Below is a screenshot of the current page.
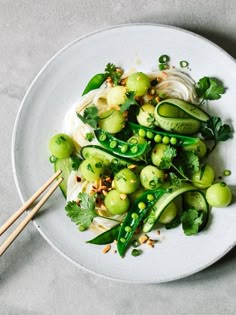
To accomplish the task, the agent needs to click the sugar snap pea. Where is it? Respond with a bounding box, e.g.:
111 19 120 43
94 129 149 158
128 122 200 146
82 73 107 96
87 224 120 245
117 189 167 257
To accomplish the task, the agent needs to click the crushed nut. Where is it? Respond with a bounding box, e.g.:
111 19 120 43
157 230 161 235
147 239 155 248
128 164 137 170
120 193 127 200
139 234 149 244
120 78 127 86
102 244 111 254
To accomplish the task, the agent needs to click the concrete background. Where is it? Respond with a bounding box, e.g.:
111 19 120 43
0 1 235 314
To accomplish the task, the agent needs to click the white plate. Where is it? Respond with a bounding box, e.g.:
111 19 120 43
12 24 236 283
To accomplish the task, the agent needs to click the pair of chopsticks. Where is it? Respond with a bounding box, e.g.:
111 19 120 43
0 170 63 256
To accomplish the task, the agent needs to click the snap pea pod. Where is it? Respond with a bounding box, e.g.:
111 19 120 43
82 73 107 96
87 224 120 245
117 189 167 257
128 122 200 146
94 129 149 158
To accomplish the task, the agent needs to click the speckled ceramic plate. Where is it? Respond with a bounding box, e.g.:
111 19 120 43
12 24 236 283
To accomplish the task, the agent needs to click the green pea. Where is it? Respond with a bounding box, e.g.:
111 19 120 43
99 134 107 141
138 129 146 138
131 145 138 154
125 226 132 233
131 213 139 220
162 136 170 144
121 144 129 153
120 237 126 243
170 137 177 145
154 134 162 143
110 140 117 148
147 194 154 201
146 131 154 139
138 202 146 210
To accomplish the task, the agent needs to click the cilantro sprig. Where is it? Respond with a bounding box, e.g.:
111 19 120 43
105 63 122 86
77 105 99 128
119 91 139 113
196 77 225 103
200 116 233 153
180 208 204 236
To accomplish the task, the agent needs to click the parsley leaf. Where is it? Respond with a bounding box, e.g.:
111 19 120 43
200 116 233 152
65 193 97 229
119 91 139 113
196 77 225 101
180 208 204 236
177 151 200 177
77 105 99 128
159 146 177 169
105 63 122 86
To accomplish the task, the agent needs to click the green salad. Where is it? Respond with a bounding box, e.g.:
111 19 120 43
48 58 233 257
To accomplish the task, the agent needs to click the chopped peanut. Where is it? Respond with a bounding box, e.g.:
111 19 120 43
102 244 111 254
139 234 149 244
147 239 155 248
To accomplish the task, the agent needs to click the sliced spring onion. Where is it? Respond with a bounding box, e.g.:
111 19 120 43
180 60 189 68
159 55 170 63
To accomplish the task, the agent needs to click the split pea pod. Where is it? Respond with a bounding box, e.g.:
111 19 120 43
87 224 120 245
94 129 149 158
128 122 200 146
117 189 167 257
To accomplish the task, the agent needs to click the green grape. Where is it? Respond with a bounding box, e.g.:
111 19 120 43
151 143 168 167
191 164 215 189
206 182 232 207
98 109 125 134
140 165 165 190
159 201 178 224
106 86 127 107
104 189 130 215
136 104 155 127
114 168 140 194
80 157 105 182
126 72 151 96
182 139 207 158
49 133 75 158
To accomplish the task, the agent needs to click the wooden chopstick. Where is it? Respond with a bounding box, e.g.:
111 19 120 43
0 171 63 257
0 169 62 236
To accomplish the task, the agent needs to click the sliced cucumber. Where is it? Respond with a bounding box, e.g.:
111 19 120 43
81 145 138 170
154 98 210 134
54 157 72 198
183 190 209 231
143 183 199 232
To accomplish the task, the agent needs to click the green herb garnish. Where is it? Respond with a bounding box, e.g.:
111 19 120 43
180 209 204 236
196 77 225 102
77 105 99 128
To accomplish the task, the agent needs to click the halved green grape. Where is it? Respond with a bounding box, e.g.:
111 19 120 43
151 143 168 167
49 133 75 158
136 104 155 127
126 72 151 97
182 139 207 158
158 201 178 224
206 182 232 207
104 189 130 215
98 109 125 134
80 157 105 182
191 164 215 189
107 86 127 107
114 168 140 194
140 165 165 190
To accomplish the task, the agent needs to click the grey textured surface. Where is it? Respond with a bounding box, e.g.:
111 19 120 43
0 1 236 314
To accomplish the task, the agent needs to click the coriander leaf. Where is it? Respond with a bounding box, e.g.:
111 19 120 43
159 146 177 169
168 172 184 187
104 63 122 86
201 116 232 142
71 155 82 171
65 193 97 229
180 208 204 236
85 132 94 142
178 151 200 176
77 105 99 128
196 77 225 101
119 91 139 113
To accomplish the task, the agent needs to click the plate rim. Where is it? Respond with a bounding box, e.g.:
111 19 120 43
11 23 236 283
